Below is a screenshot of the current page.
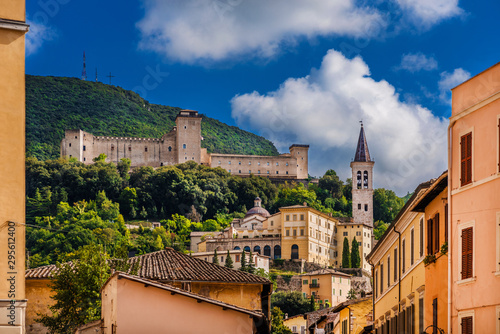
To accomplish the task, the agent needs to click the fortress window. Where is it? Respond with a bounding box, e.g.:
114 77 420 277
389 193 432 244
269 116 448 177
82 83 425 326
267 162 270 166
363 171 368 188
238 170 241 173
258 162 261 166
276 171 279 174
75 136 77 139
258 170 261 174
357 171 362 189
286 171 288 175
249 170 251 174
69 143 71 147
83 145 86 151
185 157 187 160
145 147 148 152
111 145 115 151
168 146 172 152
276 162 279 166
192 157 194 160
365 204 368 211
218 161 221 164
228 161 231 165
83 158 86 161
183 144 186 149
184 126 187 129
248 161 251 165
128 146 131 151
358 203 361 210
239 161 241 165
228 169 231 173
286 162 289 166
267 171 270 174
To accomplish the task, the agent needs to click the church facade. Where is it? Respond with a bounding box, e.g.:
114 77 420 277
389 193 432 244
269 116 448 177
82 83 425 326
194 124 375 271
61 109 309 180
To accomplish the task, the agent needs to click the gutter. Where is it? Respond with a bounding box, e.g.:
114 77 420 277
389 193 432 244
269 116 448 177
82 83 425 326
447 119 456 334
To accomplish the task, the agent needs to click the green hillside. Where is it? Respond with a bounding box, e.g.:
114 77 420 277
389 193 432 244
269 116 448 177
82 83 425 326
26 75 279 160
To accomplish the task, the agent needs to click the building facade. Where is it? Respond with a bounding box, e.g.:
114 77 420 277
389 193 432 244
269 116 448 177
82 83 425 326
449 62 500 334
190 250 270 272
367 180 431 334
61 109 310 180
0 2 29 333
300 269 352 308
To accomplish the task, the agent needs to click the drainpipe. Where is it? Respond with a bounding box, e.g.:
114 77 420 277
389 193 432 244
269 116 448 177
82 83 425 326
346 305 352 334
393 225 402 333
447 120 456 334
368 261 375 332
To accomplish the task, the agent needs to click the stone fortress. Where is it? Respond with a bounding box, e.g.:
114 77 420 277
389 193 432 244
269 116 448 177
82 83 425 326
61 109 309 180
193 124 375 272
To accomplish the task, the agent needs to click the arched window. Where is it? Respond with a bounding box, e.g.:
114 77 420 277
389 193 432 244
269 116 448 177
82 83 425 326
291 244 299 259
254 246 261 254
244 246 251 252
357 171 362 189
274 245 281 259
234 246 241 250
264 245 271 257
363 171 368 188
168 146 172 152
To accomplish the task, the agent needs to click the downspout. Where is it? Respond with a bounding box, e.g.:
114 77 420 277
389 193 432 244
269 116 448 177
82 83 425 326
368 261 375 332
394 225 402 333
346 305 352 334
447 120 456 334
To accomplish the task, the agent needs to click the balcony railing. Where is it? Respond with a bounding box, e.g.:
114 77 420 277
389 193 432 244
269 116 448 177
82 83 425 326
309 283 320 288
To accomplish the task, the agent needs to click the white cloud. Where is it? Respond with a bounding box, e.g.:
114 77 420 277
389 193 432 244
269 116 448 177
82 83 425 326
397 52 438 72
231 50 448 195
136 0 385 63
26 19 55 56
438 68 471 103
395 0 464 28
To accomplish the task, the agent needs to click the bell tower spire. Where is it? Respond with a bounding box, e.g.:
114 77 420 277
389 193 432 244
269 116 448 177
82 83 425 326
351 122 374 227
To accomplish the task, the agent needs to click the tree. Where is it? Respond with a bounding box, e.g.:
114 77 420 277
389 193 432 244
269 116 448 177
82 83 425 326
342 237 351 268
92 153 107 162
37 245 110 334
271 291 315 317
240 250 247 271
351 237 361 268
270 307 293 334
309 295 318 311
247 250 255 274
347 288 357 300
373 188 405 225
224 250 233 268
213 249 219 265
374 220 389 240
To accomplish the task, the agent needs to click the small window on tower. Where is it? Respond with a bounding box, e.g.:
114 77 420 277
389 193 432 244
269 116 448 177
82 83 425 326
83 145 86 151
363 171 368 188
168 146 172 152
358 203 361 210
111 145 115 151
183 144 186 149
69 143 71 147
357 171 362 189
145 147 148 152
128 146 131 151
365 204 368 211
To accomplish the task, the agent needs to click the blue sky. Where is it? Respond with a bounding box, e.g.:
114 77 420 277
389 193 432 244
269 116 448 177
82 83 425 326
26 0 499 195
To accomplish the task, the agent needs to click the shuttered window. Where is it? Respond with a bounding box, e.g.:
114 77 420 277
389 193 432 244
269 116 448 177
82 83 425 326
462 227 473 279
434 213 440 254
402 240 406 273
394 248 398 282
461 132 472 186
387 256 391 287
461 316 473 334
427 218 433 255
380 264 384 294
420 218 424 257
411 229 415 265
432 298 438 334
444 204 448 243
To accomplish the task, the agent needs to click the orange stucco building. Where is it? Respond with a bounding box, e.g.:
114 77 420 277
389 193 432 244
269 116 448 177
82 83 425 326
0 1 29 333
449 62 500 334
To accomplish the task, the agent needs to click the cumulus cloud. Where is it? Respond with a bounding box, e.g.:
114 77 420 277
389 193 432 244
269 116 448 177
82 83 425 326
438 68 471 103
26 19 55 56
136 0 385 63
397 52 438 72
395 0 464 28
231 50 448 195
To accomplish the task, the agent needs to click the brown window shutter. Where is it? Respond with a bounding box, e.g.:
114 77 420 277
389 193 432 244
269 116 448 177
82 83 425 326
498 118 500 172
462 227 473 279
427 219 433 255
466 132 472 184
432 298 438 334
461 135 466 185
434 213 440 253
394 248 398 282
444 204 448 243
461 316 473 334
461 133 472 186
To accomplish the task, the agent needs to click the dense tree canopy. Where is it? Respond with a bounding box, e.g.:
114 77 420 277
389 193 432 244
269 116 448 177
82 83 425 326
271 291 315 317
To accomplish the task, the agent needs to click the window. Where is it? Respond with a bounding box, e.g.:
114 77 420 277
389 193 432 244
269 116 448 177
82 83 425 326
83 145 86 151
236 255 240 262
419 297 424 334
358 203 361 210
276 162 279 166
168 146 172 152
293 229 297 236
267 162 270 166
258 170 261 174
411 228 415 265
239 161 241 165
182 144 187 149
218 160 221 165
365 204 368 211
228 161 231 165
380 264 384 294
427 214 440 255
238 170 241 174
286 162 289 166
69 143 71 147
461 132 472 186
363 170 368 188
303 279 309 285
270 221 273 226
402 239 406 273
300 229 304 236
387 256 391 287
267 171 270 174
258 162 261 166
461 227 473 280
445 204 449 244
286 215 290 221
293 215 297 221
356 231 361 236
228 169 231 173
292 326 297 333
394 248 398 282
83 158 86 161
249 170 251 174
420 218 424 257
286 229 290 236
375 270 378 298
248 161 251 165
276 171 279 174
460 315 473 334
357 171 362 189
111 145 115 151
343 231 348 236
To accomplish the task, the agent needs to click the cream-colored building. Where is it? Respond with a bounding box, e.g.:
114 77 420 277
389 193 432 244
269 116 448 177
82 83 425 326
284 314 308 334
367 179 431 334
300 269 352 308
0 2 29 333
61 109 310 180
331 297 373 334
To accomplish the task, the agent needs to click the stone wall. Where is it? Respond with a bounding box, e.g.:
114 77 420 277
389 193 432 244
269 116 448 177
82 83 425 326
275 275 302 292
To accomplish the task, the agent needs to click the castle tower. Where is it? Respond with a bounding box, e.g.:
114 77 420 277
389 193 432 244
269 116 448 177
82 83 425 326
350 123 374 227
289 144 309 179
175 110 202 164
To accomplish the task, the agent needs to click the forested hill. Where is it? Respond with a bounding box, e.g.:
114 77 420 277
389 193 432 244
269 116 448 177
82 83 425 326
25 75 279 160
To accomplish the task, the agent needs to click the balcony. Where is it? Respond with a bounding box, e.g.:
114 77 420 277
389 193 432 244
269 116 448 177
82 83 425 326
309 283 320 288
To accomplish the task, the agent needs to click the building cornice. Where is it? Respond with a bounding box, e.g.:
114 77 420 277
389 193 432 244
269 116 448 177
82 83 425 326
0 18 29 32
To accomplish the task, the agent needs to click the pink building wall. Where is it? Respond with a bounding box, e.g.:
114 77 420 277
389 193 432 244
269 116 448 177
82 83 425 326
449 62 500 334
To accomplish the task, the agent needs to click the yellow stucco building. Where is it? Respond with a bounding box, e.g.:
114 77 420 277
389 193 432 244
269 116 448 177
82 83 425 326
0 1 29 333
367 179 432 334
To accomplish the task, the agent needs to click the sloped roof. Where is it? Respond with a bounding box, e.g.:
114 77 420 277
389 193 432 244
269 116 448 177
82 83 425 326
300 268 352 278
354 124 371 162
26 248 271 285
128 247 271 284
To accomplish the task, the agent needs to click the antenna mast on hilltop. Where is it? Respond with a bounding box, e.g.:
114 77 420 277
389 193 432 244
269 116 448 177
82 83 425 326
95 68 98 82
81 51 87 80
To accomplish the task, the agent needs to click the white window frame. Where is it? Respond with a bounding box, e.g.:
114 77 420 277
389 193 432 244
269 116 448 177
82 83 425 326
458 310 475 334
458 220 476 284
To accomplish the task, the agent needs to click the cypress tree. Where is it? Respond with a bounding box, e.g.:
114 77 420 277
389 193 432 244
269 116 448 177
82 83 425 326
342 237 351 268
224 250 234 268
248 250 255 274
240 250 247 271
351 237 361 268
213 249 219 265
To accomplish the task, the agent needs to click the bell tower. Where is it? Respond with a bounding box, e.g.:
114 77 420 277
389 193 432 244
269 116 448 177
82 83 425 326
350 122 374 227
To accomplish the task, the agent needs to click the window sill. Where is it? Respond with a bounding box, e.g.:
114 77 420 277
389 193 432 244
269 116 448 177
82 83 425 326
494 271 500 277
457 277 476 285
